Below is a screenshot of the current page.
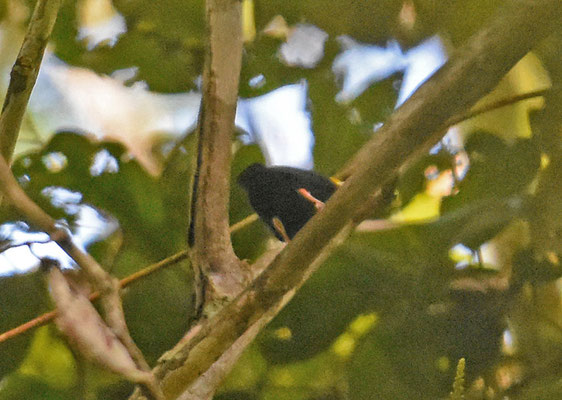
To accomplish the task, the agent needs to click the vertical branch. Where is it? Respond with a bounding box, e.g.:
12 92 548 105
0 0 62 162
191 0 249 315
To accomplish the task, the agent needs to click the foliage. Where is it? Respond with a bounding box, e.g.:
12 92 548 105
0 0 561 399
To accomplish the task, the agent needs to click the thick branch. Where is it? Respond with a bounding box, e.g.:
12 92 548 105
132 0 562 398
191 0 248 314
169 247 282 400
0 0 61 162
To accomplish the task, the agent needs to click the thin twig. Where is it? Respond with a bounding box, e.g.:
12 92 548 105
0 0 62 163
0 251 189 344
0 211 262 344
446 87 551 127
0 309 57 344
0 238 51 253
228 213 259 233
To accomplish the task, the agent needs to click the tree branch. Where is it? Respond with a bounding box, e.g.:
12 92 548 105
0 0 61 163
165 247 282 400
190 0 249 316
124 1 562 398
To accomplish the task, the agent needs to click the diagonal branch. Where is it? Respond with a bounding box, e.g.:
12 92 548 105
0 0 61 163
0 251 190 344
190 0 250 316
131 0 562 398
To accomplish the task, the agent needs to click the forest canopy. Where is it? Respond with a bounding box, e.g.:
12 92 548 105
0 1 561 399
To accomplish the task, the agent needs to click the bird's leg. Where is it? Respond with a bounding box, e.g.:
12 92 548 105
297 188 325 211
272 217 291 242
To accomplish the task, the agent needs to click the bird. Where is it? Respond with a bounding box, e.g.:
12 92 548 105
237 163 340 241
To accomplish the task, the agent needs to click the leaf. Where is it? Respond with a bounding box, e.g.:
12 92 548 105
122 260 194 365
48 267 150 383
0 374 73 400
349 292 505 400
260 227 448 364
51 0 205 92
398 152 454 206
0 270 49 378
441 132 541 225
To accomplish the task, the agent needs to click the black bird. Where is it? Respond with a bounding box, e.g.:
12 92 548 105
238 163 339 241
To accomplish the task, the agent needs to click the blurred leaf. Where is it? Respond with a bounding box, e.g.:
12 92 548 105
414 0 504 45
512 249 562 286
348 322 440 400
398 152 453 206
349 284 506 400
18 326 76 389
459 53 550 140
262 352 345 400
431 196 528 250
0 374 73 400
260 225 450 364
221 343 268 393
511 376 562 400
254 0 403 43
9 132 185 264
48 267 150 382
50 0 205 92
441 132 541 228
0 271 49 378
122 260 193 365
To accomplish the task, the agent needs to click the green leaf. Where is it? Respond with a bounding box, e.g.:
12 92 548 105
441 132 540 223
0 271 49 378
0 374 74 400
253 0 403 43
398 152 454 206
260 226 449 364
50 0 205 92
122 260 194 365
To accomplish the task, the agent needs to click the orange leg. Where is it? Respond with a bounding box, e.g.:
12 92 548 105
297 188 325 211
272 217 291 242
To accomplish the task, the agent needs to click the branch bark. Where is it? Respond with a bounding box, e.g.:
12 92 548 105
130 0 562 398
0 0 61 162
190 0 250 316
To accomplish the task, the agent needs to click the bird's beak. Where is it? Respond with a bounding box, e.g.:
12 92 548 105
330 177 344 187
